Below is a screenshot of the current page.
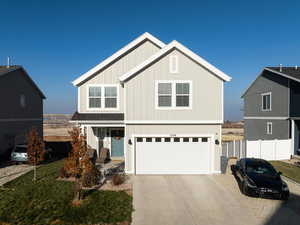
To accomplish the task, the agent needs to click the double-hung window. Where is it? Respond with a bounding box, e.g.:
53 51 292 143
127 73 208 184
156 81 191 109
88 85 118 109
262 92 271 111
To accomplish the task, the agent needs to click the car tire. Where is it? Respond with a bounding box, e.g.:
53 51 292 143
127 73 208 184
242 181 248 196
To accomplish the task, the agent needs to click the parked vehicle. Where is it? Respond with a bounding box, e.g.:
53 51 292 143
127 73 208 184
11 144 53 163
233 158 289 200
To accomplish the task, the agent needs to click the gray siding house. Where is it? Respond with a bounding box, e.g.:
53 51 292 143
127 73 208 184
71 33 231 174
0 66 45 157
242 67 300 154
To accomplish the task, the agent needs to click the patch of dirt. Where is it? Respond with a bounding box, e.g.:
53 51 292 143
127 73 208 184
99 175 132 192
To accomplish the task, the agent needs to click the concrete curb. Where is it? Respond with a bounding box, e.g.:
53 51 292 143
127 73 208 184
282 175 300 187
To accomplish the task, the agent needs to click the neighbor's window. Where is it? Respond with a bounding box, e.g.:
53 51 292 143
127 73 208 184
104 86 117 108
88 85 118 109
158 83 172 107
262 92 271 111
88 86 101 108
169 55 178 73
267 122 272 135
176 83 190 107
157 81 191 109
20 94 26 108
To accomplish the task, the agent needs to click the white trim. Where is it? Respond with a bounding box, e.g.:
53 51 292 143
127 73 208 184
244 116 288 120
72 32 165 86
265 68 300 84
0 118 42 122
267 122 273 135
155 80 192 110
221 82 224 122
124 120 223 124
78 86 81 113
261 92 272 111
120 40 231 82
86 84 119 111
169 55 178 73
212 171 221 174
132 133 215 175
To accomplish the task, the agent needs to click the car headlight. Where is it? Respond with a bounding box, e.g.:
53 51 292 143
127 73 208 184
282 181 289 191
246 177 257 188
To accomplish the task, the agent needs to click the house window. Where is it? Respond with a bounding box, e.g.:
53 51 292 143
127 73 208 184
88 85 118 109
176 83 190 107
156 81 192 109
88 86 101 108
20 94 26 108
169 55 178 73
262 92 271 111
104 86 117 108
267 122 272 135
158 83 172 107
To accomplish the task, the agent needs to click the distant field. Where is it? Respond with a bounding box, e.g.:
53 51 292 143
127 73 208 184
222 128 244 142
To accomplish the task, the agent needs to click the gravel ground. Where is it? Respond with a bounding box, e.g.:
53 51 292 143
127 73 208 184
0 163 33 186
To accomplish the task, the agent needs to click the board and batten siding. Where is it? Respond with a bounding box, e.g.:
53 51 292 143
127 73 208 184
125 124 222 173
125 49 223 121
78 40 161 113
243 70 289 117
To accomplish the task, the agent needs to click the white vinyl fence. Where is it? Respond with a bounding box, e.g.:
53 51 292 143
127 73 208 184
246 139 292 160
222 139 292 161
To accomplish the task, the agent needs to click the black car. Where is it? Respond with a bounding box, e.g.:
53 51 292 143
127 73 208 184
234 158 289 200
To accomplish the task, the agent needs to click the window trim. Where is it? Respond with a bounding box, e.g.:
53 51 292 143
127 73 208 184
261 92 272 111
155 80 192 110
169 55 178 73
87 84 119 111
267 122 272 135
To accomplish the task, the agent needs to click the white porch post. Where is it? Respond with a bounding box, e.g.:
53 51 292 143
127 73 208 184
292 120 295 155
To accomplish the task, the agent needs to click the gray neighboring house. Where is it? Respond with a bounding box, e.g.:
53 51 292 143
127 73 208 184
242 66 300 154
0 65 45 157
71 32 231 174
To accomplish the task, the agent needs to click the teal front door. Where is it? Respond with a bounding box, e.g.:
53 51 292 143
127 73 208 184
111 130 124 157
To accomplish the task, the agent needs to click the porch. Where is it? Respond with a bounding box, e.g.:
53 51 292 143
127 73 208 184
85 126 125 161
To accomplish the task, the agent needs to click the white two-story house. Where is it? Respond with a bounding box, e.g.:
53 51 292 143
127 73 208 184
71 33 231 174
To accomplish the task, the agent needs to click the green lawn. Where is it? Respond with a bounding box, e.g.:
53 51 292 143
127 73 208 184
270 161 300 183
0 160 133 225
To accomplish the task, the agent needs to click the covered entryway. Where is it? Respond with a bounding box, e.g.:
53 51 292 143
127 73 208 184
135 136 212 174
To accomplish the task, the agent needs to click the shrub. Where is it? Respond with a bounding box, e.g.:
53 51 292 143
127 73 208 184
82 166 102 187
112 174 125 186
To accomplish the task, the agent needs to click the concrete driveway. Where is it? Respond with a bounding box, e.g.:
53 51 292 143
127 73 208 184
132 175 300 225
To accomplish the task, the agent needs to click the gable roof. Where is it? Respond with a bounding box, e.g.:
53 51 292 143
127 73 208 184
241 67 300 98
119 40 232 82
72 32 166 86
0 65 46 99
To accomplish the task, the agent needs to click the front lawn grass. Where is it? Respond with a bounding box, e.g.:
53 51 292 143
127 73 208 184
270 161 300 184
0 160 133 225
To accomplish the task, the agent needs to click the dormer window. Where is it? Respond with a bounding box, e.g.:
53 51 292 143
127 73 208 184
262 92 271 111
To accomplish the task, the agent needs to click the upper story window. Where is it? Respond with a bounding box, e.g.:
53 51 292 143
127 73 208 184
262 92 271 111
169 55 178 73
267 122 272 134
20 94 26 108
156 80 192 109
88 85 118 110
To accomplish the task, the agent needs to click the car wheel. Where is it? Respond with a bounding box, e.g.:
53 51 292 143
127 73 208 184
281 193 289 201
242 181 248 196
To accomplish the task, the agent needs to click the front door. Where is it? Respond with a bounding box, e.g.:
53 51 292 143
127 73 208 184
111 129 124 157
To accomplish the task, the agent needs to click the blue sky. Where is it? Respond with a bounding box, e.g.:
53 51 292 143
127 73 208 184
1 0 300 121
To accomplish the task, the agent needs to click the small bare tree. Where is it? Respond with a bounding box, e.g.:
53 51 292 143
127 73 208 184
65 127 92 202
26 127 45 181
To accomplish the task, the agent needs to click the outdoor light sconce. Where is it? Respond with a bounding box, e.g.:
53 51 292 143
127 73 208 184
128 139 132 145
215 139 220 145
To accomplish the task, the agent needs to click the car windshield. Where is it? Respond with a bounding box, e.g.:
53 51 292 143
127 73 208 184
14 147 27 153
246 161 277 176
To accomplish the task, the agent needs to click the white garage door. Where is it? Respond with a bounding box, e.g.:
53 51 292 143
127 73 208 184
135 136 211 174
